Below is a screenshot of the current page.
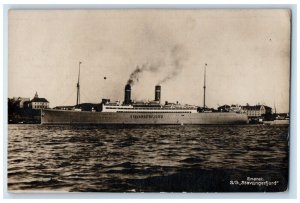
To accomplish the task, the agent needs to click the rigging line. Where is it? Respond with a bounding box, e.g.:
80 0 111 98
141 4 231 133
80 91 95 104
60 88 77 106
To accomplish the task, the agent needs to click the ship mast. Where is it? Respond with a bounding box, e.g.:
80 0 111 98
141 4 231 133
76 61 81 106
203 63 207 108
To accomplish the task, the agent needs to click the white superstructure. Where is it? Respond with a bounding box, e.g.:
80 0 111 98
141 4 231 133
102 104 198 113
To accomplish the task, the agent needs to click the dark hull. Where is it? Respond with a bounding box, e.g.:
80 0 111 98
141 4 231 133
41 109 249 125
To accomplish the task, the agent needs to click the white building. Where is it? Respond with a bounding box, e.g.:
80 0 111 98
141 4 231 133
241 105 272 118
29 92 49 109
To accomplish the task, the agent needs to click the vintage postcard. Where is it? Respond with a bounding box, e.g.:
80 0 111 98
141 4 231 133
8 9 290 192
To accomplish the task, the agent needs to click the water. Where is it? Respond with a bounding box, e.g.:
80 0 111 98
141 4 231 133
8 124 289 192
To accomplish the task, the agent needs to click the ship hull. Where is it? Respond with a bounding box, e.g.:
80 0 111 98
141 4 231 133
41 109 248 125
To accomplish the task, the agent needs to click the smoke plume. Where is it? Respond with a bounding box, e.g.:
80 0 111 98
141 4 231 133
157 45 187 85
127 63 161 85
126 44 188 86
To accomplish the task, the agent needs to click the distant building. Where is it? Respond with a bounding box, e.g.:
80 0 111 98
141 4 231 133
12 97 30 108
275 113 289 120
218 104 242 113
23 101 31 108
217 105 231 112
29 92 49 109
54 106 74 110
241 104 272 118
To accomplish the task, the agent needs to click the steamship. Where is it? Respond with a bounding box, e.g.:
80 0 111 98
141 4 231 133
41 63 248 125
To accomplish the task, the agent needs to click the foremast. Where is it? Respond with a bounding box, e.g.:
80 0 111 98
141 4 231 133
203 63 207 108
76 61 81 106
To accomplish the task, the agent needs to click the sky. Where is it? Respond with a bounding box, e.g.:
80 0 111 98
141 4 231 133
8 9 291 112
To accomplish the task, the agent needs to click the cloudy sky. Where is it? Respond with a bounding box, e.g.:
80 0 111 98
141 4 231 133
9 9 290 112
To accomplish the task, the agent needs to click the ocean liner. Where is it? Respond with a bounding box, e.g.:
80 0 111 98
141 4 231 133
41 63 248 125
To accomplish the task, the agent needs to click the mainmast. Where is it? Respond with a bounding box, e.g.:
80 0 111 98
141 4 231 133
76 61 81 106
203 63 207 108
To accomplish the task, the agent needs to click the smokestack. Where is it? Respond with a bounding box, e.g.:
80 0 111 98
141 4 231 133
155 85 161 103
124 84 131 105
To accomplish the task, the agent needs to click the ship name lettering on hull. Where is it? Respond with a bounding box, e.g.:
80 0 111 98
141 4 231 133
130 115 163 119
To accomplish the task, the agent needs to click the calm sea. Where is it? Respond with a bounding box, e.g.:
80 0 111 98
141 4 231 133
8 124 289 192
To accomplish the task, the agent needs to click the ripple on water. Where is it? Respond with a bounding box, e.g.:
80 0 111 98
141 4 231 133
8 124 289 192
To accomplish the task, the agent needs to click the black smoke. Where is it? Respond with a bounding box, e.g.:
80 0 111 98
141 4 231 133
127 63 161 85
126 44 188 86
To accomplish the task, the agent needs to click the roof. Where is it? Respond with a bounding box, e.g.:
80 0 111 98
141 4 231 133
31 98 49 103
218 105 230 108
242 105 272 111
13 97 30 101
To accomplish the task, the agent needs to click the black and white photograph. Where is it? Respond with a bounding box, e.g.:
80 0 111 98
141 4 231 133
7 9 290 192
